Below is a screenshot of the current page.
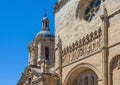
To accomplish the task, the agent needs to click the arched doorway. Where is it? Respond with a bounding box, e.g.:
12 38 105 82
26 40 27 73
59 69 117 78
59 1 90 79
110 55 120 85
64 64 99 85
72 70 98 85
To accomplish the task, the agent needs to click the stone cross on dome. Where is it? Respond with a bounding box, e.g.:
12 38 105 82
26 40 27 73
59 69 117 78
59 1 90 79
44 9 47 17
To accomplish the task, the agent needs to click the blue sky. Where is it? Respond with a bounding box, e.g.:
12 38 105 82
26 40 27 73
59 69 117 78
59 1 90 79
0 0 57 85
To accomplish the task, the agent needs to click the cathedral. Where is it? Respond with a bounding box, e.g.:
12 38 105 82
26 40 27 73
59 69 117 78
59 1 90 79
17 0 120 85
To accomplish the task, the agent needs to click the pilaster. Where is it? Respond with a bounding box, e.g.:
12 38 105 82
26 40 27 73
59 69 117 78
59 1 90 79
100 4 109 85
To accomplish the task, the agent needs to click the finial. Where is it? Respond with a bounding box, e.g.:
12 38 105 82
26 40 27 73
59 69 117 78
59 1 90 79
100 5 108 19
44 9 47 17
57 35 62 50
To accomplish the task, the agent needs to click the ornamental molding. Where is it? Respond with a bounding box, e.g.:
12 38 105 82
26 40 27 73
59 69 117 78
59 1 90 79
28 36 54 52
117 56 120 69
54 0 102 14
35 36 54 44
112 55 120 70
108 9 120 19
54 0 70 13
62 27 102 66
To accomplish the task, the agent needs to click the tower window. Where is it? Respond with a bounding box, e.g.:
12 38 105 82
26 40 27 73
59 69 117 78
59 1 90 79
45 47 49 61
45 21 48 28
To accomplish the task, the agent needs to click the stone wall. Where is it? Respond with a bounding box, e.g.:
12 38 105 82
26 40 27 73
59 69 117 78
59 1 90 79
55 0 120 85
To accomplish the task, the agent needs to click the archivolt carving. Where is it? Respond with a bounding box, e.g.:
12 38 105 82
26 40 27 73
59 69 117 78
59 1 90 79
62 28 102 65
111 55 120 70
110 55 120 85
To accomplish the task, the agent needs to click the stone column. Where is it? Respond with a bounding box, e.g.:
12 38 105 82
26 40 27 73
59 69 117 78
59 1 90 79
37 42 41 60
57 36 62 85
28 42 34 65
100 5 109 85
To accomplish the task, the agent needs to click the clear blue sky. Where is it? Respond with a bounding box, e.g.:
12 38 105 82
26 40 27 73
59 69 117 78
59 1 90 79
0 0 57 85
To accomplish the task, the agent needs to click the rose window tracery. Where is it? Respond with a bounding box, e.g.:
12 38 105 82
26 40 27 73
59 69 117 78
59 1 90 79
84 0 101 22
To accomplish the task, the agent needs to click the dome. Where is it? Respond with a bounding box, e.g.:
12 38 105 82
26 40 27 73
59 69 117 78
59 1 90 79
36 12 54 40
36 30 54 39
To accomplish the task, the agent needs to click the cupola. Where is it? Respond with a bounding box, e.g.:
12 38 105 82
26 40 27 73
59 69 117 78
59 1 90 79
36 9 54 40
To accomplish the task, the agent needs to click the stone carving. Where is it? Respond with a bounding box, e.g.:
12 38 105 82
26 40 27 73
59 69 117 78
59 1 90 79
111 55 120 70
75 0 86 19
57 36 62 51
62 28 102 65
117 56 120 69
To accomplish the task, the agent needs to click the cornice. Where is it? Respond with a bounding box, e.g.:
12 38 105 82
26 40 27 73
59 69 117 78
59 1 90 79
54 0 70 13
35 36 54 45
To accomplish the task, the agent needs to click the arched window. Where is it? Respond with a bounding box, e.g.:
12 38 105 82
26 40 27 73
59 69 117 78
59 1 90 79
45 47 49 61
84 0 101 22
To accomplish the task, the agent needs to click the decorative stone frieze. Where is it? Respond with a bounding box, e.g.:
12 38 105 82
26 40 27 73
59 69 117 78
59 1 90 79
62 28 102 66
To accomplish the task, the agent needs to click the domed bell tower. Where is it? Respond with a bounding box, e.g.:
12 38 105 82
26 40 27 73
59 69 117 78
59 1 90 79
28 10 55 69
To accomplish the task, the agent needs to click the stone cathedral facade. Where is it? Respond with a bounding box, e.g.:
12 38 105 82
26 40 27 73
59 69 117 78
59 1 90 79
54 0 120 85
17 0 120 85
